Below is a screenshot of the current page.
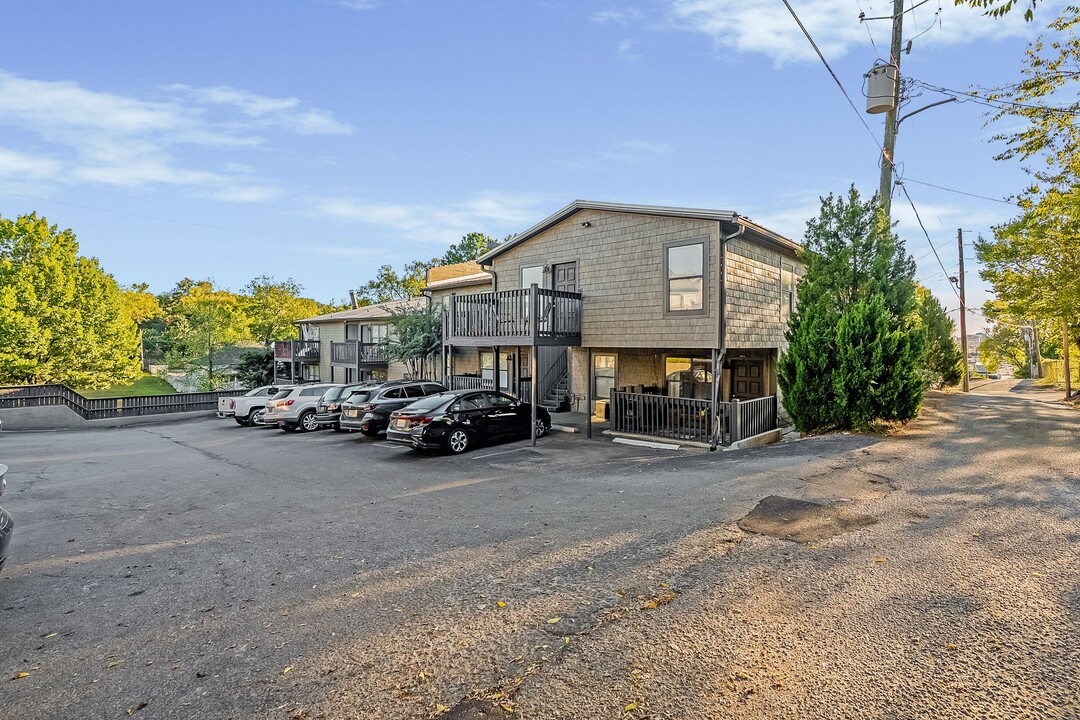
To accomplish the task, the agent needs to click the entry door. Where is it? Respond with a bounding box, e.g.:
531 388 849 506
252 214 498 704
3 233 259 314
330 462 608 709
731 360 764 399
552 262 577 293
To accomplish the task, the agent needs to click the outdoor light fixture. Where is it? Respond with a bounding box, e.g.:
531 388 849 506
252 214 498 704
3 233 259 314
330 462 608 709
581 221 591 227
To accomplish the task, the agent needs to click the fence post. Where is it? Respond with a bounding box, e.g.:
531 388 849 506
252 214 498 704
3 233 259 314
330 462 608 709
731 398 742 443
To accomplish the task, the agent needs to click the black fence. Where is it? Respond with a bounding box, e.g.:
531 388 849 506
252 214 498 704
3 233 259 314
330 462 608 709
0 384 235 421
610 391 778 445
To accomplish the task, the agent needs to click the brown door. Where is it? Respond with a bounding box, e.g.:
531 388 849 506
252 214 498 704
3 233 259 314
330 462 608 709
731 360 764 399
552 262 577 293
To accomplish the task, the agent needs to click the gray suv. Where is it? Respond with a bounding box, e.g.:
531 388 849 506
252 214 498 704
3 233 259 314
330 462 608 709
339 380 447 436
262 383 341 432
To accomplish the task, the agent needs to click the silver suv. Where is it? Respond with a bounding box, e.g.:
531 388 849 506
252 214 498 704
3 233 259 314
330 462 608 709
262 384 341 432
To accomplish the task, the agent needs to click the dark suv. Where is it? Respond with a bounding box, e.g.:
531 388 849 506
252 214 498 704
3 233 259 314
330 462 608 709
339 380 447 436
314 382 376 430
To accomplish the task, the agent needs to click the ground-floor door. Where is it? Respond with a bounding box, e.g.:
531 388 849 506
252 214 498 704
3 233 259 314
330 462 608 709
730 360 765 400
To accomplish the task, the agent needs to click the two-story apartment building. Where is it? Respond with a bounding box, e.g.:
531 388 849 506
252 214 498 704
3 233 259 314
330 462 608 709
273 298 424 385
440 200 802 446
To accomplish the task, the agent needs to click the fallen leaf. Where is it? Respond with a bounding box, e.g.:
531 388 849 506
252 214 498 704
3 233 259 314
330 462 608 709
946 643 958 650
1032 572 1045 577
624 701 638 712
564 637 570 645
660 582 669 588
107 660 125 669
809 545 818 550
43 632 57 639
435 704 450 713
874 557 887 564
971 533 982 537
497 601 506 608
547 617 561 624
11 672 30 680
283 666 293 675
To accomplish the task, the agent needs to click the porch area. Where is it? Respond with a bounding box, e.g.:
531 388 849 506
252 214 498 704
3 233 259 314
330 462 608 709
608 391 777 446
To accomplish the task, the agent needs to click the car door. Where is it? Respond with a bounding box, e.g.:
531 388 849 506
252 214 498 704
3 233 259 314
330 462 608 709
481 392 527 438
453 393 492 439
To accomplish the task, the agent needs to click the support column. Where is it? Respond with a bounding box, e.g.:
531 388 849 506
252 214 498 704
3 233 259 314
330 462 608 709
586 347 593 439
493 345 501 393
1064 319 1073 400
710 348 720 451
529 284 539 447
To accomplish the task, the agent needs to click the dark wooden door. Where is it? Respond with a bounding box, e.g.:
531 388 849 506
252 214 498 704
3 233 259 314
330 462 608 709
731 361 764 399
552 262 577 293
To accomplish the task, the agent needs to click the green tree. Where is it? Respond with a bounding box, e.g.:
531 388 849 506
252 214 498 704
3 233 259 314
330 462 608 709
0 212 141 388
915 285 964 387
778 187 926 431
978 323 1030 375
235 348 273 388
356 232 498 303
441 232 498 264
382 303 442 380
168 280 247 388
242 275 323 347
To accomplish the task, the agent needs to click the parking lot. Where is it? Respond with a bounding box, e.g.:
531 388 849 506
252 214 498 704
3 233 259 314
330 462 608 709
3 385 1079 719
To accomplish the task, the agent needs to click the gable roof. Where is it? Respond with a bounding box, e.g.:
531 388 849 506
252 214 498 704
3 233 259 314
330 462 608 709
477 200 799 263
294 297 424 324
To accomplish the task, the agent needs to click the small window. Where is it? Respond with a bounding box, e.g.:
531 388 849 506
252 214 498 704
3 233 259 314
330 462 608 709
301 387 325 397
422 383 446 395
521 265 544 289
781 262 796 324
665 239 706 313
404 385 425 398
451 397 483 412
381 387 404 399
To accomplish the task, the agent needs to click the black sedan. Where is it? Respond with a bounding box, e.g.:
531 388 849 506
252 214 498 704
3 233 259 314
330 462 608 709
386 390 551 454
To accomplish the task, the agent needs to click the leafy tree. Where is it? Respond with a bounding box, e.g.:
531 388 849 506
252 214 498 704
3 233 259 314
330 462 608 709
119 283 163 327
960 0 1039 21
778 187 926 431
382 303 442 380
242 275 323 347
915 285 964 387
235 348 273 388
0 212 141 388
356 232 498 303
168 280 247 388
979 323 1030 375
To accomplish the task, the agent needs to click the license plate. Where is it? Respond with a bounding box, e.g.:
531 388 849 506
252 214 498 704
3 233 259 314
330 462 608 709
345 409 357 417
392 418 408 429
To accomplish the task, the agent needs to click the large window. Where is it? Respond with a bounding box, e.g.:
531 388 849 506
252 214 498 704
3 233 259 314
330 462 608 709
521 265 544 290
665 239 707 313
480 351 509 390
594 354 616 400
665 357 713 399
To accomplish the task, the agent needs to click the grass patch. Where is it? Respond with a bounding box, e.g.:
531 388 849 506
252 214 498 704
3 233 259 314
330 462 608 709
79 374 178 399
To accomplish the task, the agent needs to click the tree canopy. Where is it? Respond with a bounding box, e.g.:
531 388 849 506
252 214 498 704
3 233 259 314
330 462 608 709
0 213 141 388
915 285 964 388
356 232 499 303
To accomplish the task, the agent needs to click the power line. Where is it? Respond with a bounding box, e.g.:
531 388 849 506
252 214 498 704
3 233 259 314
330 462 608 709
896 179 962 300
910 78 1080 116
901 177 1017 205
0 189 319 244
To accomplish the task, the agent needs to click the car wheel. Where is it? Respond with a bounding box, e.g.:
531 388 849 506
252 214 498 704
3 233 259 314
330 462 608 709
360 428 380 437
298 411 319 432
534 418 548 438
234 417 248 426
250 408 266 426
446 428 471 454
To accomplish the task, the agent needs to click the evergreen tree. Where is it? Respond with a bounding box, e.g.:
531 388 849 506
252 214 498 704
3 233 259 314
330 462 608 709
778 187 926 431
915 286 964 388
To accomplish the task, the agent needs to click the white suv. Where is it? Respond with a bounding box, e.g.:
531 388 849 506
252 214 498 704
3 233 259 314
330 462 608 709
262 384 341 432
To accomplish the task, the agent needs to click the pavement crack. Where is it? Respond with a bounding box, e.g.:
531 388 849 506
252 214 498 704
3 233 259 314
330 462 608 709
139 428 264 473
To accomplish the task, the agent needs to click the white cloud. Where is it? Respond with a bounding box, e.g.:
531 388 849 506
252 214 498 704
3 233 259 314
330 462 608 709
591 8 647 24
556 138 672 170
617 39 643 62
668 0 1038 65
314 191 550 245
337 0 378 9
0 69 349 202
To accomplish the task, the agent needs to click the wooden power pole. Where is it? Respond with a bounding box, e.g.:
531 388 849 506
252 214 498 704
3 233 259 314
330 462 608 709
877 0 906 220
958 228 969 392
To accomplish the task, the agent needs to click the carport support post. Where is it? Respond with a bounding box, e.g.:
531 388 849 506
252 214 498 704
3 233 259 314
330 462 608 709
586 347 593 439
530 283 539 447
710 348 720 451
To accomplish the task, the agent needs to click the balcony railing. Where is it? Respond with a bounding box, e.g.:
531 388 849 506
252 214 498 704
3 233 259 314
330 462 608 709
451 375 495 391
273 340 321 363
609 391 778 446
330 341 388 366
446 287 582 344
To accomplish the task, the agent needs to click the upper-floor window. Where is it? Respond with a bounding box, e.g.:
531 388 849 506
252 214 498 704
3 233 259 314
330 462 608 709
664 239 707 313
781 262 797 325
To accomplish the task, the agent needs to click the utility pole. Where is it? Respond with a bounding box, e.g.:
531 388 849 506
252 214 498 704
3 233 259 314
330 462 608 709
877 0 905 221
958 228 969 392
1063 320 1072 400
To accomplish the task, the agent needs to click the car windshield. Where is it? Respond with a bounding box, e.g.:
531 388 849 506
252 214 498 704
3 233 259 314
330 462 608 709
401 394 449 413
343 390 372 405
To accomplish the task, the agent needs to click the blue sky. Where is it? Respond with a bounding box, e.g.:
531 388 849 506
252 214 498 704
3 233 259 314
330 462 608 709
0 0 1054 328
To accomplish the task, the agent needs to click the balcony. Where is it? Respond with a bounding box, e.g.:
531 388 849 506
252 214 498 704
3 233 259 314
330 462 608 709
445 288 582 347
273 340 320 363
330 341 389 367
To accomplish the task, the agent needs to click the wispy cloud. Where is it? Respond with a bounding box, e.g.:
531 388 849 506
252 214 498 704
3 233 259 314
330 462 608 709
556 138 672 170
313 191 550 247
591 8 647 25
337 0 379 9
668 0 1037 65
617 39 643 62
0 70 350 201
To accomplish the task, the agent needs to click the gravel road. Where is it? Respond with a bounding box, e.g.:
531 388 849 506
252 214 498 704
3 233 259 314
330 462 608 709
1 379 1076 719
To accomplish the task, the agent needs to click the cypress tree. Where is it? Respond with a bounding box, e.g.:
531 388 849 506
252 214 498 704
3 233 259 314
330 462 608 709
778 186 926 431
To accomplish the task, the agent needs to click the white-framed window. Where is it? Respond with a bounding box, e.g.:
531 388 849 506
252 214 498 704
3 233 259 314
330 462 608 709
664 239 707 313
594 354 616 400
781 262 796 325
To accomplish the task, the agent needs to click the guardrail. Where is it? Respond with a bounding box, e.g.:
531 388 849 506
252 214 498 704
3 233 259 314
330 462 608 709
451 376 495 391
0 384 235 420
446 287 582 342
609 391 778 445
330 341 388 366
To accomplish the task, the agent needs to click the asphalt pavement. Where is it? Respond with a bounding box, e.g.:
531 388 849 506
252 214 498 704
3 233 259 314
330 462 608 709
1 379 1077 719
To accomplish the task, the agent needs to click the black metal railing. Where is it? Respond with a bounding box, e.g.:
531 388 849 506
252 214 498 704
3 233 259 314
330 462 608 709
273 340 321 362
447 287 582 341
330 341 388 366
537 346 568 403
609 391 778 445
0 384 235 421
